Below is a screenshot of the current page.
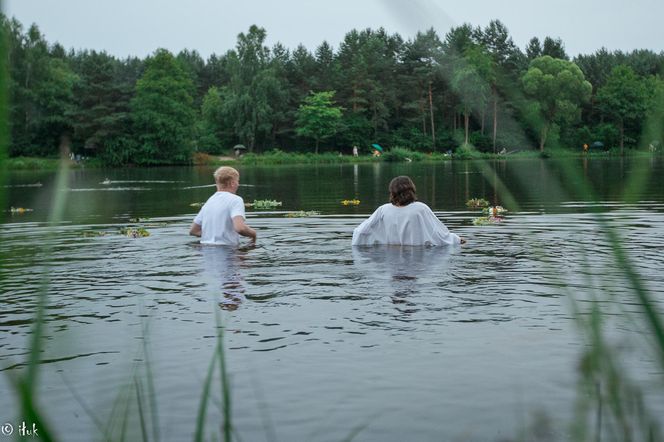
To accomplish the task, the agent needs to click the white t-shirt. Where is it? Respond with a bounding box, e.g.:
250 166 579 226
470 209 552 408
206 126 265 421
193 191 246 245
351 201 461 246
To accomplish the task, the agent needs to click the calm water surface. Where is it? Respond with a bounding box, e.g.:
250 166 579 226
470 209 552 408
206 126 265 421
1 158 664 441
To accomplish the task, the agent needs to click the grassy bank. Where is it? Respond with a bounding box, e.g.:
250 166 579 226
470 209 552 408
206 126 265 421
3 156 103 170
4 147 662 170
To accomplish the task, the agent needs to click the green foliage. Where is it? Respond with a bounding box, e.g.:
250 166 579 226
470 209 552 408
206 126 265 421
238 149 373 165
596 65 649 151
522 56 592 151
130 49 196 164
451 47 491 145
382 147 425 162
295 90 343 153
2 13 664 163
70 50 134 160
454 143 484 159
219 25 288 152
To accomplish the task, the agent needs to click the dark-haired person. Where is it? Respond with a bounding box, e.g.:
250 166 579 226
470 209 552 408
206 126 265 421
351 176 464 246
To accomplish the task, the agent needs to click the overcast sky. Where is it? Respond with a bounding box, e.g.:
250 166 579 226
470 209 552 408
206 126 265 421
4 0 664 59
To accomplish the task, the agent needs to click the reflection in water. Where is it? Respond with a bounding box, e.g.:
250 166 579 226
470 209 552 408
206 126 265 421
352 246 453 313
200 245 251 311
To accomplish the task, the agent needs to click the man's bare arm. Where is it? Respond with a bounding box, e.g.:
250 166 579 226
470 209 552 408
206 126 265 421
233 216 256 242
189 222 202 237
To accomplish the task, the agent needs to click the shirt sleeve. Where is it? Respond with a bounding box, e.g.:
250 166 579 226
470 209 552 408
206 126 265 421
193 206 205 225
352 205 384 245
230 196 246 219
424 205 461 245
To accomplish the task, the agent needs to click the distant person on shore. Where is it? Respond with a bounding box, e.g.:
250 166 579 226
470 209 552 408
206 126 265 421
352 176 465 246
190 166 256 245
353 145 359 157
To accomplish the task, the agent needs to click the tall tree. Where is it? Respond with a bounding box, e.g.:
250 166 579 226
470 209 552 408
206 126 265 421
401 29 444 150
220 25 283 152
71 51 131 158
451 47 490 146
476 20 525 151
295 91 343 153
542 37 568 60
131 49 195 164
596 65 649 152
526 37 542 61
522 56 592 151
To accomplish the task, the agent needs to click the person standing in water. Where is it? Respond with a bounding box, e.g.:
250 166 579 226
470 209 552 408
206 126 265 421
352 176 464 246
190 166 256 245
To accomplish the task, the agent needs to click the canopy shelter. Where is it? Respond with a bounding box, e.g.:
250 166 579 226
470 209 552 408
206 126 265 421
233 144 247 157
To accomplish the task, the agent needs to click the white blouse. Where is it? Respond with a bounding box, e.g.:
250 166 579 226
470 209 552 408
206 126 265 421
351 201 461 246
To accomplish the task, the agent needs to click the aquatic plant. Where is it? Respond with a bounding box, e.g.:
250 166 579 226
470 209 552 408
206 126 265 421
482 206 507 216
119 227 150 238
285 210 320 217
341 199 361 206
9 207 33 214
82 231 108 237
466 198 489 208
249 199 282 209
472 216 503 226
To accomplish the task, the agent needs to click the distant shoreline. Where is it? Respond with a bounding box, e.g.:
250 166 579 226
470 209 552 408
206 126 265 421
3 149 661 170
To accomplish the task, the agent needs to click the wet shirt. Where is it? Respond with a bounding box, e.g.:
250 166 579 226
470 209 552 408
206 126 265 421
351 202 461 246
193 191 245 245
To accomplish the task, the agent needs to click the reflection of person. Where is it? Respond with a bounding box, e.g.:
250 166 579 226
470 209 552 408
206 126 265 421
190 166 256 245
352 176 465 246
200 245 247 310
352 246 453 312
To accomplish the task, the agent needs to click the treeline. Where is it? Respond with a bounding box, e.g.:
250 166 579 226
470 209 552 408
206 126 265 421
2 14 663 165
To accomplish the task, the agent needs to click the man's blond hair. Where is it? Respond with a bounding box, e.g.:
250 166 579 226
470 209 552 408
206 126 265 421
213 166 239 187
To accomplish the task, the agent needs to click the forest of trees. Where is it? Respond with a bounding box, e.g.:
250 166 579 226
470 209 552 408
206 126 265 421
2 14 663 165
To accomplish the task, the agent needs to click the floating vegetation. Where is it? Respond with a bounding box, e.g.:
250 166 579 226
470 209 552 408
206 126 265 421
466 198 489 208
2 182 42 188
129 217 149 223
250 199 282 209
286 210 320 218
482 206 508 216
9 207 34 214
472 216 503 226
82 231 108 237
119 227 150 238
341 199 361 206
189 202 204 208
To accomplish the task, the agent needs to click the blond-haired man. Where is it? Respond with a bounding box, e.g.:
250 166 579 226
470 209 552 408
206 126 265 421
190 166 256 245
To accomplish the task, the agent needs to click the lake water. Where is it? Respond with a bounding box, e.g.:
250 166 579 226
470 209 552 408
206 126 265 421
1 158 664 441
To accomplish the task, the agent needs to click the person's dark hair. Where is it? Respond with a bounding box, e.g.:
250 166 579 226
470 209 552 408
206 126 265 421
389 176 417 206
